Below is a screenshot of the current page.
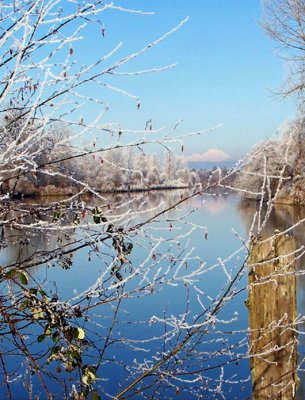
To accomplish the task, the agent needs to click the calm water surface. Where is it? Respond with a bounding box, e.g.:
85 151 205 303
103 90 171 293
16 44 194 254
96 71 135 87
1 192 305 399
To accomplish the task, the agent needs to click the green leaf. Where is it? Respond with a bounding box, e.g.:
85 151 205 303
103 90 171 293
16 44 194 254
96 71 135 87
73 215 80 225
76 327 85 340
44 326 52 336
93 215 101 224
82 366 97 386
52 331 60 343
69 350 82 362
19 300 29 311
53 210 62 221
87 370 96 381
37 334 46 343
63 361 76 372
19 272 28 285
30 307 44 319
6 269 16 278
106 224 114 233
91 392 101 400
125 243 133 255
82 387 89 398
50 346 60 355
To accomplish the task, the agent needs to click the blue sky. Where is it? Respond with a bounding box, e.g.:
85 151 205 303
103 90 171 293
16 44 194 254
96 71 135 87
72 0 296 162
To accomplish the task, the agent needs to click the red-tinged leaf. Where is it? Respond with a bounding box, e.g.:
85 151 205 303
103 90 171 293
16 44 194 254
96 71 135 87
52 30 58 34
150 286 154 294
118 130 122 136
175 388 180 395
152 253 156 261
63 71 67 78
100 159 103 164
81 210 86 219
33 84 37 91
102 27 105 37
69 47 73 55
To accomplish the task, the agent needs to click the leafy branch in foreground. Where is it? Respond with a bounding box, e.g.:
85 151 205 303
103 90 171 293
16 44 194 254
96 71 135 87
1 1 302 400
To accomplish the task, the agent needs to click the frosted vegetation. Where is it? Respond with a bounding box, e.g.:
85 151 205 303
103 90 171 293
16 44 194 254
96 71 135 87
236 117 305 204
0 109 230 196
0 119 199 195
0 1 305 400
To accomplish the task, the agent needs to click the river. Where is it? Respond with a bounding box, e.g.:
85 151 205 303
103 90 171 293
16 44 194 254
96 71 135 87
0 191 304 399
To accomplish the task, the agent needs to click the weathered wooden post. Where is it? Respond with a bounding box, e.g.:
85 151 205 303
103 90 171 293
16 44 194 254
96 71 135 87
248 234 299 399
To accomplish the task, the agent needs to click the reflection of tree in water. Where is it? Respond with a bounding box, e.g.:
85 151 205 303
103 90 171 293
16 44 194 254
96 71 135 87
238 198 305 236
2 226 72 267
0 207 77 271
0 191 188 272
0 190 206 397
238 199 305 399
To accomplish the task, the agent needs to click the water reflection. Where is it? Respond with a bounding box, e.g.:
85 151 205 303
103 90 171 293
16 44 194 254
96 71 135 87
1 192 305 398
0 207 77 272
0 190 191 269
238 198 305 239
0 192 250 399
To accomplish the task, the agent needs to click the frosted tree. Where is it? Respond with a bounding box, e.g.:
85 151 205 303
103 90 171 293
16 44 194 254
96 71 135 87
262 0 305 105
236 117 305 204
0 1 300 400
0 2 225 399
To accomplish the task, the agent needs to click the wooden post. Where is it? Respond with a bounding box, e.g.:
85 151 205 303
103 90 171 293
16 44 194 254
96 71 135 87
248 235 299 399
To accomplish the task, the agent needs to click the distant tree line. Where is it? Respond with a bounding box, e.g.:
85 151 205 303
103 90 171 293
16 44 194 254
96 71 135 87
0 115 199 196
76 148 200 192
1 112 237 196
